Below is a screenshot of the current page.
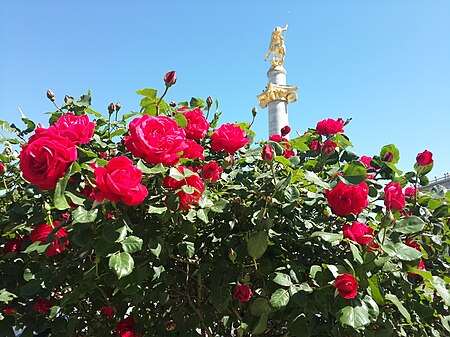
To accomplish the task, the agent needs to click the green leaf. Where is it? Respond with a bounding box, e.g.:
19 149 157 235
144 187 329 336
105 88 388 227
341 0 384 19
368 275 385 305
393 216 425 234
382 243 422 261
196 209 209 223
190 97 205 108
385 294 411 322
269 288 290 309
303 171 330 189
290 137 310 151
136 88 157 99
310 231 343 243
349 242 364 264
430 276 450 306
250 298 271 316
0 289 17 304
53 175 70 210
211 199 229 213
180 241 195 258
72 207 98 225
247 231 268 259
174 113 188 127
109 252 134 279
148 205 167 214
252 313 268 335
23 241 50 254
272 272 293 287
337 305 371 330
289 314 310 337
275 155 291 168
168 167 185 181
120 236 143 254
433 204 449 218
342 161 367 185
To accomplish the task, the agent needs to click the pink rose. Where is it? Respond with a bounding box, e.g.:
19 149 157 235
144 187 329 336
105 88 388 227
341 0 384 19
321 139 337 155
163 167 205 210
325 181 369 215
125 115 187 166
334 274 358 299
182 108 210 140
202 161 222 183
360 156 374 170
416 150 433 166
181 139 205 160
53 113 95 145
94 156 148 206
30 222 68 257
262 144 274 162
19 128 77 190
210 123 250 153
405 187 418 198
233 284 252 302
343 222 374 245
384 182 406 211
316 118 344 135
34 298 52 315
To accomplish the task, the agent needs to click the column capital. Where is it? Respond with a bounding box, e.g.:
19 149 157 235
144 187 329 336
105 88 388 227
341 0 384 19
257 83 298 109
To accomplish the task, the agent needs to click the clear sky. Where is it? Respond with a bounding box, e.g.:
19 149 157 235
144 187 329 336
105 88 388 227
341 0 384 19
1 1 449 179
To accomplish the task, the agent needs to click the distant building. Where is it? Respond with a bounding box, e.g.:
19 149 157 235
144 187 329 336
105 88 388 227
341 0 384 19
422 173 450 190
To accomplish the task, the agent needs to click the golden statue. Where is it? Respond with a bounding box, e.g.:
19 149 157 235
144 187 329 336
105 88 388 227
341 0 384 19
265 25 288 67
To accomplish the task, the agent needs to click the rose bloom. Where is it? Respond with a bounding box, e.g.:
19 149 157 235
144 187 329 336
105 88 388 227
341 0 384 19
202 161 222 183
182 108 210 140
343 222 374 245
405 187 418 198
2 236 24 254
269 134 288 143
281 125 291 137
34 298 52 315
30 222 69 257
321 139 337 155
233 284 253 302
163 167 205 210
309 140 320 152
325 181 369 215
360 156 374 170
94 156 148 206
210 123 250 153
125 115 187 166
283 148 295 159
384 182 406 211
53 113 95 145
19 128 77 190
262 144 274 162
316 118 344 135
0 161 6 175
334 274 358 299
416 150 433 166
116 316 140 337
100 305 115 318
181 139 205 160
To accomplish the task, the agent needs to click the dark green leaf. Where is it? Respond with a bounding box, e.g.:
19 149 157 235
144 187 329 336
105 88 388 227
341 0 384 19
72 207 98 225
342 161 367 185
250 298 271 316
247 231 268 259
385 294 411 322
252 313 268 335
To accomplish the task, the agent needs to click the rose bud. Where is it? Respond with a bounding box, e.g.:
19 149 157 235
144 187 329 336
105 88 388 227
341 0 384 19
166 320 176 331
169 101 177 108
107 102 116 115
251 106 258 118
416 150 433 166
262 144 274 162
233 284 253 302
116 101 121 112
0 162 6 175
206 96 213 108
281 125 291 137
309 140 320 152
47 89 55 101
383 152 394 162
164 71 177 87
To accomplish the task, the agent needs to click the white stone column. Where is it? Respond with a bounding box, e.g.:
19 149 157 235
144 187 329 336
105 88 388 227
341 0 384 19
267 66 289 139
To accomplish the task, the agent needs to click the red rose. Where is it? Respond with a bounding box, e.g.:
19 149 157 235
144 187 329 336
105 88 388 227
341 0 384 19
405 187 418 198
326 181 369 215
334 274 358 299
2 236 24 254
309 140 320 152
262 144 274 162
269 134 287 142
281 125 291 137
360 156 374 170
19 128 77 190
0 162 6 175
405 238 421 251
53 113 95 145
321 139 337 155
34 298 52 315
181 140 205 160
100 306 115 318
233 284 252 302
316 118 344 135
343 222 374 245
210 123 250 153
116 316 137 336
94 156 148 206
125 115 187 166
163 167 205 210
384 182 406 211
164 70 177 87
416 150 433 166
283 148 295 159
29 222 69 257
2 307 17 315
202 161 222 183
182 108 210 140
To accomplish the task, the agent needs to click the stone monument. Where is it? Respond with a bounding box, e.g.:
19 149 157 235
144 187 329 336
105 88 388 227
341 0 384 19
257 25 298 139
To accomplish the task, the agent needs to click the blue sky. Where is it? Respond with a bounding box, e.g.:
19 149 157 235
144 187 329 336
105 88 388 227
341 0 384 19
1 1 449 179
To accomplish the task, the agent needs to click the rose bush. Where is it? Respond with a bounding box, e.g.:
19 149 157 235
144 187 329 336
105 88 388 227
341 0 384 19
0 74 449 337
